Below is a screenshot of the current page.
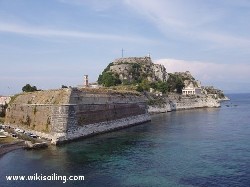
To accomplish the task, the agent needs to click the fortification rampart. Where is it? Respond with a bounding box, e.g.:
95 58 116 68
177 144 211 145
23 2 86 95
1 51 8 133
5 88 150 144
113 56 152 65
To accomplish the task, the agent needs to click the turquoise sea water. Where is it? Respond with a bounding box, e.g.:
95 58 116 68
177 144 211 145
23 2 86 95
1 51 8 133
0 93 250 187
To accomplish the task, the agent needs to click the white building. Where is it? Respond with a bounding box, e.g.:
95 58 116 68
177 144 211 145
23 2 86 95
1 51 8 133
182 82 202 95
89 82 101 89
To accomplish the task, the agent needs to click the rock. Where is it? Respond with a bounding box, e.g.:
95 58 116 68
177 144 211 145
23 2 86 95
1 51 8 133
25 141 33 148
148 94 221 113
25 141 48 149
108 56 168 83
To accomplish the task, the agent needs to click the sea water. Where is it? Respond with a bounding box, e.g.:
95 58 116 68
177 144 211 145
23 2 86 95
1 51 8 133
0 93 250 187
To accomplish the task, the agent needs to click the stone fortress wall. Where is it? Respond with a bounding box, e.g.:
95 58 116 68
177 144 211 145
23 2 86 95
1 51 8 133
148 94 220 113
113 56 152 65
5 88 150 144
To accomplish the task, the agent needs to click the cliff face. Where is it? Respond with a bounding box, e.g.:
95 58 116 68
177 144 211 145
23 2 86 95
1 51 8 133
5 88 150 144
148 94 220 113
108 57 168 83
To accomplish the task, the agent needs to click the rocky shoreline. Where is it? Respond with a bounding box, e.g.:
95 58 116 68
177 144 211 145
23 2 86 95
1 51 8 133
0 141 49 158
0 141 25 157
147 94 222 114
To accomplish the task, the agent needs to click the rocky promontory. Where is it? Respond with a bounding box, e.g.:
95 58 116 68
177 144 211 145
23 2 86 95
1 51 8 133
147 93 220 113
98 56 228 113
3 56 228 145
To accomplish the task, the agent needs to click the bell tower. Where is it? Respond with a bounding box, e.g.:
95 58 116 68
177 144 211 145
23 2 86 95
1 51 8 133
83 75 89 87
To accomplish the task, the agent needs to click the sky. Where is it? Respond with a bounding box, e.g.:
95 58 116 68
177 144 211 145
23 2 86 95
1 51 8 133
0 0 250 95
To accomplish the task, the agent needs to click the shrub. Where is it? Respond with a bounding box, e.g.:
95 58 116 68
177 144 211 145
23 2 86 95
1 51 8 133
22 84 38 92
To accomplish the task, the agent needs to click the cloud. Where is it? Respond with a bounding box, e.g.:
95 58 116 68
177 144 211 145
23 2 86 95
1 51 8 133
0 22 152 43
124 0 223 31
124 0 250 49
195 32 250 49
155 58 250 92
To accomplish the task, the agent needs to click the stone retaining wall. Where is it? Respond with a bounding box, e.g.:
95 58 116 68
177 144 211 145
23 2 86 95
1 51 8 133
148 95 220 113
54 113 150 144
5 88 150 144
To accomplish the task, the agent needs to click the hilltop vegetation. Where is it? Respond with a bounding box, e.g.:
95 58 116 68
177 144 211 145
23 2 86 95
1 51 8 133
22 84 38 92
98 57 186 94
98 71 121 87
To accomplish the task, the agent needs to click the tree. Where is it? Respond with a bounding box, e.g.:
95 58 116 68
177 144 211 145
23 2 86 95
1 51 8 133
149 82 157 90
175 78 185 94
167 74 184 94
157 82 168 94
22 84 38 92
136 79 150 92
98 72 121 87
